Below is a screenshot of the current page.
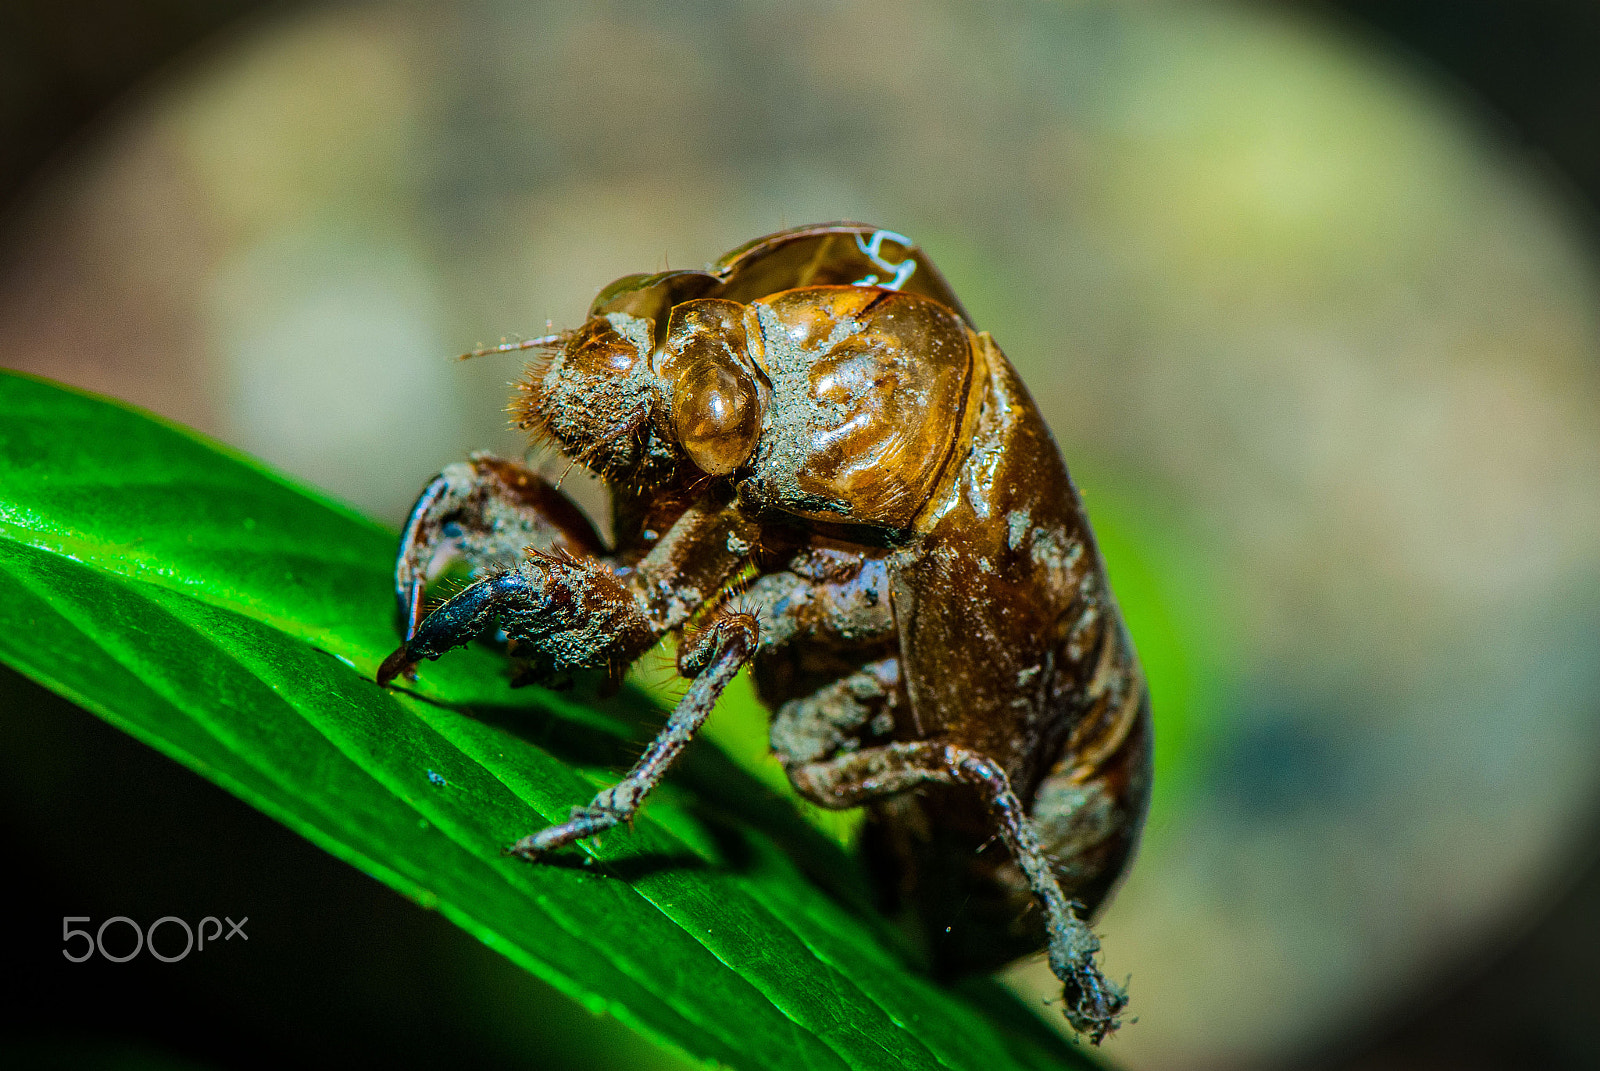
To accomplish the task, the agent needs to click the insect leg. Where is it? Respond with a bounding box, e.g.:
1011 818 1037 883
381 487 759 687
789 741 1126 1044
507 612 759 857
377 550 652 686
767 657 902 767
394 454 606 640
944 751 1127 1044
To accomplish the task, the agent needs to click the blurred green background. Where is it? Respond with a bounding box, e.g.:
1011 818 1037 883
3 2 1600 1069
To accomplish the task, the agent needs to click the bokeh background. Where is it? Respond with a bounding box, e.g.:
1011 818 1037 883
3 2 1600 1069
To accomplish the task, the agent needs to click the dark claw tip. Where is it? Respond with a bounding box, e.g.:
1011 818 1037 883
376 646 416 687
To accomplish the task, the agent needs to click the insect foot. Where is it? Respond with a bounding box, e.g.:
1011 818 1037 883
508 611 759 860
1048 918 1128 1044
507 801 630 859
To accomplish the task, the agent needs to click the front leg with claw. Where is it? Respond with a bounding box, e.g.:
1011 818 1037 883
392 455 608 642
380 481 759 689
377 549 653 687
377 480 764 868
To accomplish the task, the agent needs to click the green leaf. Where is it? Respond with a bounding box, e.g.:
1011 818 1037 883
0 371 1095 1071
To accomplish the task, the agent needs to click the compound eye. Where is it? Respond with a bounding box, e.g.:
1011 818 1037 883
672 355 762 475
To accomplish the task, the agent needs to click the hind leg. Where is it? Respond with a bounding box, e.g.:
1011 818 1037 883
767 657 902 766
785 741 1127 1044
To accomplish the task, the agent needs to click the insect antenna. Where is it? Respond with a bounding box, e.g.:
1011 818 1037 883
458 330 566 361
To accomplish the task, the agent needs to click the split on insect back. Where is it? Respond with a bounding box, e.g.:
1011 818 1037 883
376 223 1153 1044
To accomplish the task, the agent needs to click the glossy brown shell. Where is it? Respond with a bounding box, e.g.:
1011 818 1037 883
573 224 1150 972
885 331 1151 969
589 222 973 343
739 286 973 528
